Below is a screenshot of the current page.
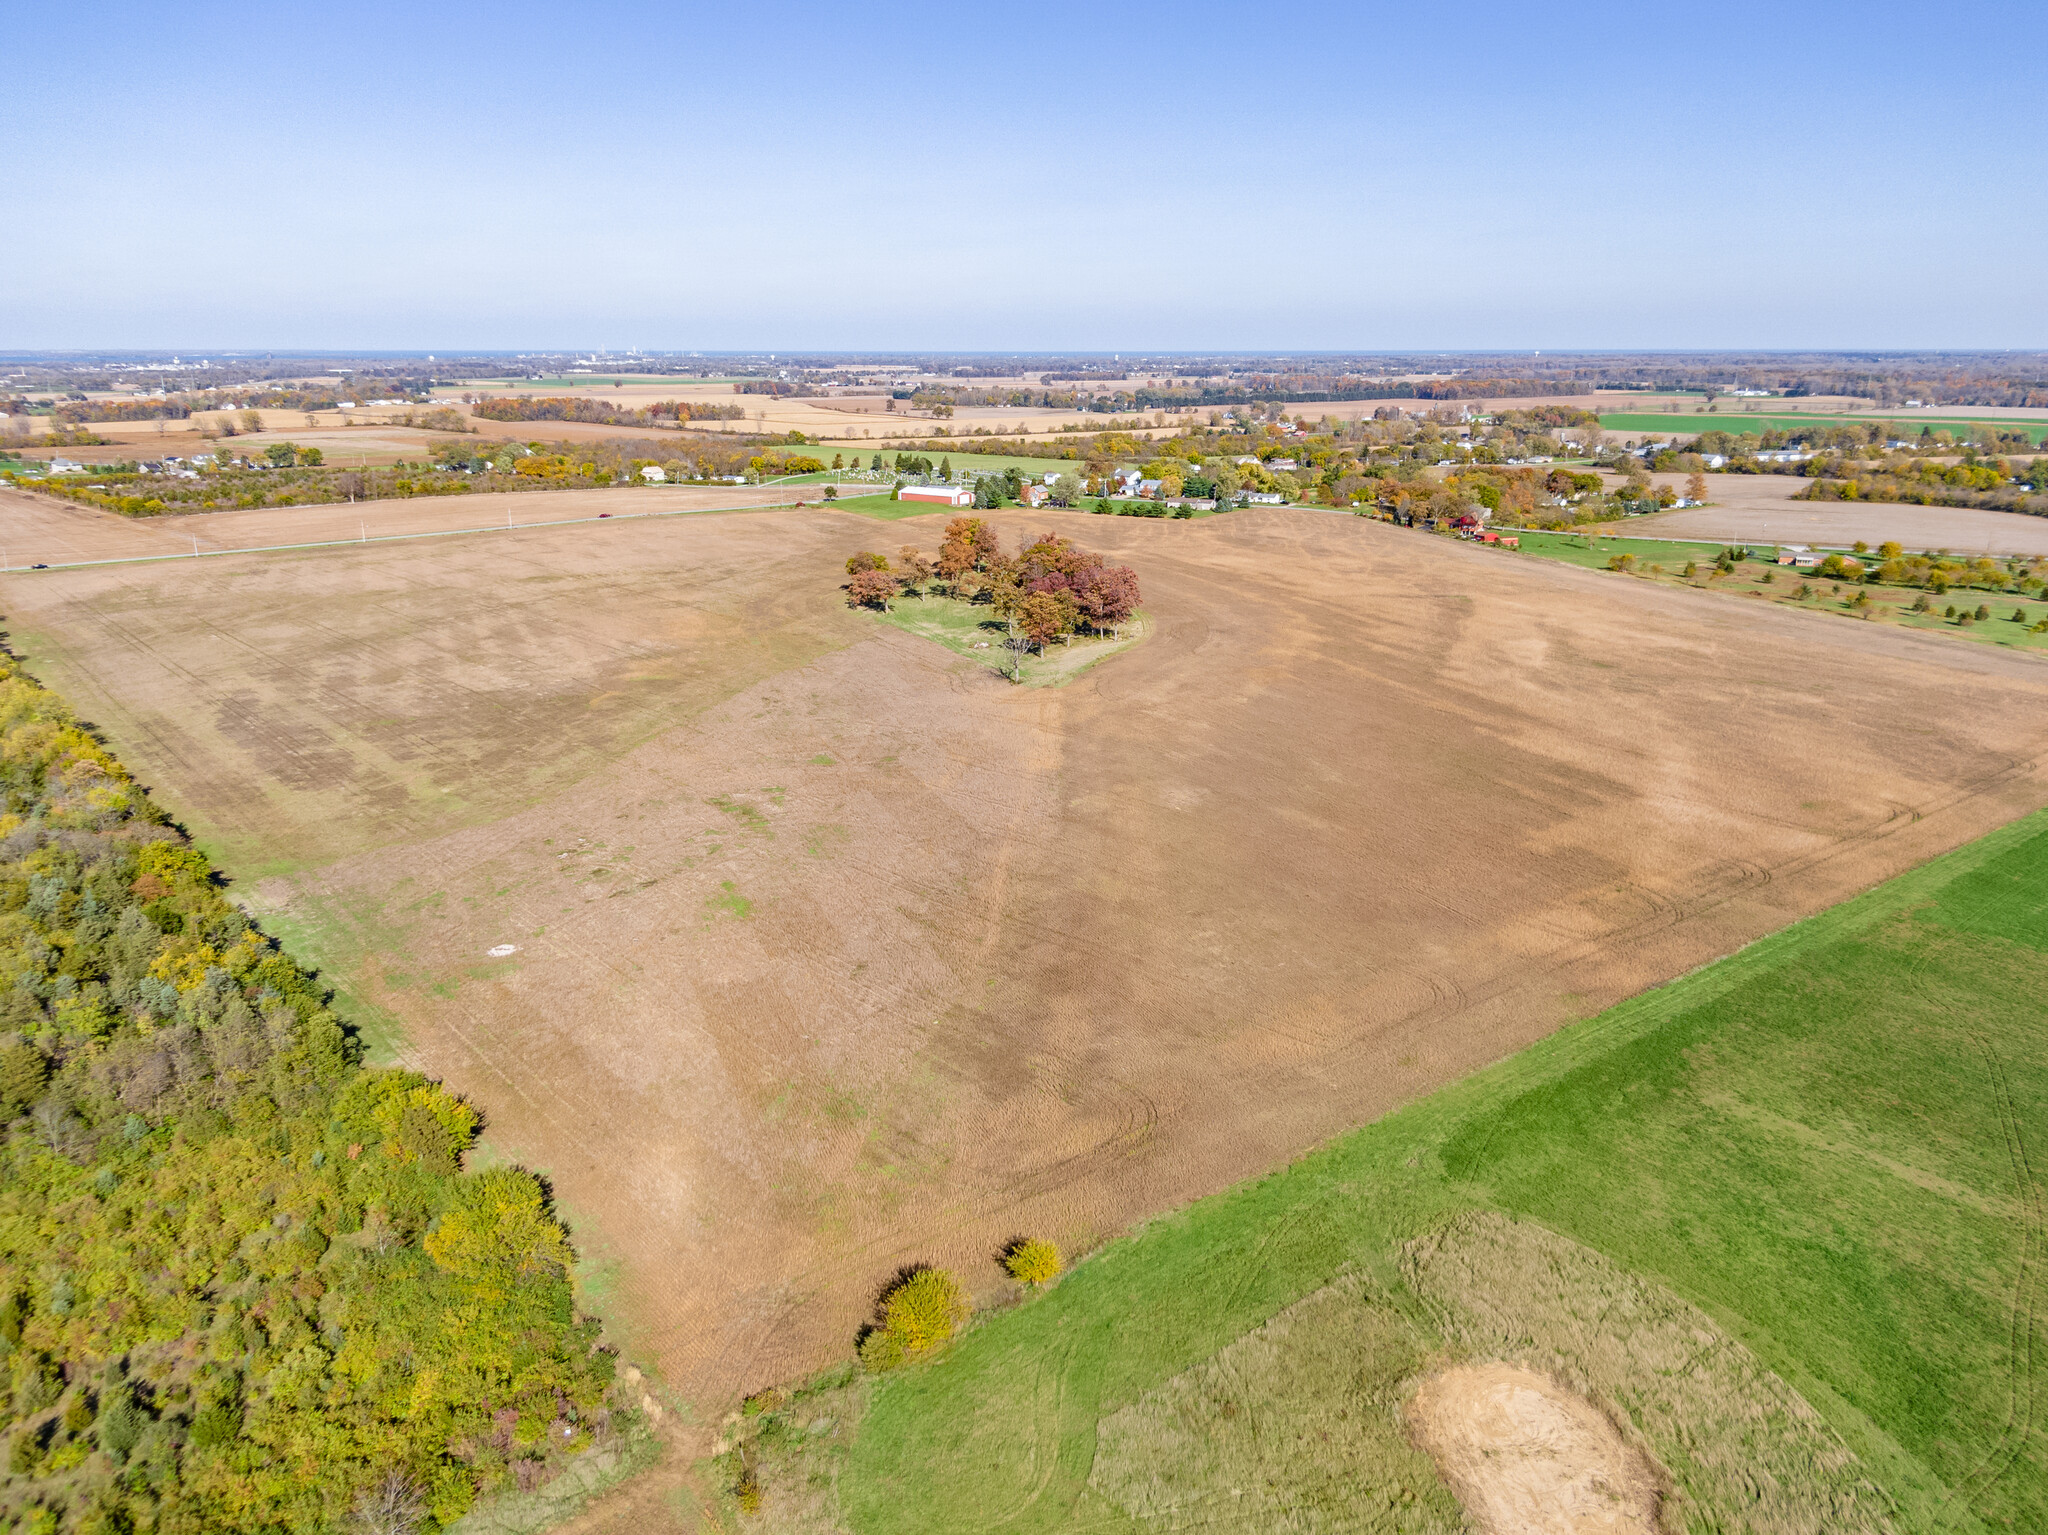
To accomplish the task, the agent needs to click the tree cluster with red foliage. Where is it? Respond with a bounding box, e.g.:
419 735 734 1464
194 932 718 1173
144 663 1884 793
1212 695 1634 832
843 518 1142 661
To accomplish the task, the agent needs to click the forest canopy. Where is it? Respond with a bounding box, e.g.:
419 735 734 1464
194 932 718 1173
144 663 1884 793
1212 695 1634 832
0 652 618 1533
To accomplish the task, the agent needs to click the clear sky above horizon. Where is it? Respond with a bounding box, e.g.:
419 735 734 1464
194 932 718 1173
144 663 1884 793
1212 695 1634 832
3 0 2043 352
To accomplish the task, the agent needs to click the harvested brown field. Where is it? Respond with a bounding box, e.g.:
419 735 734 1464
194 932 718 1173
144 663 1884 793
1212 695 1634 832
4 500 2047 1431
0 481 833 566
1634 495 2048 556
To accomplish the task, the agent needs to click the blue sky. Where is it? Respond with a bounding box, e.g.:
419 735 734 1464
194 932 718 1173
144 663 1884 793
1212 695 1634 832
3 0 2043 351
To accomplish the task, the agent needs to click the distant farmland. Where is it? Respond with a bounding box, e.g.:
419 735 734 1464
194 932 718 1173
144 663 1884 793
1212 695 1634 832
1597 409 2048 443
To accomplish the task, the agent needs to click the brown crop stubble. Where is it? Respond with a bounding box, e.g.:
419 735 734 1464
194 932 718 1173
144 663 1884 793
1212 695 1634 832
3 504 2047 1431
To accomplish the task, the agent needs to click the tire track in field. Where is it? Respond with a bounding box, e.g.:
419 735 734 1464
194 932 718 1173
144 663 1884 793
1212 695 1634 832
1934 1031 2043 1527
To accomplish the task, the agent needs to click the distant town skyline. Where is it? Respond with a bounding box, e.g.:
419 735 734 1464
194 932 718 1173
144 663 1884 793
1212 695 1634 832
4 0 2043 351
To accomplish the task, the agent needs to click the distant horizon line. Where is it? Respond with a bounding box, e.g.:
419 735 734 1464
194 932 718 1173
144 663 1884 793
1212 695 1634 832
6 347 2047 362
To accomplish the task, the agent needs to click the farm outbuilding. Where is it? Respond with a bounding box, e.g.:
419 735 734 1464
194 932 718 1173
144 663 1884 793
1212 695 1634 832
898 485 972 507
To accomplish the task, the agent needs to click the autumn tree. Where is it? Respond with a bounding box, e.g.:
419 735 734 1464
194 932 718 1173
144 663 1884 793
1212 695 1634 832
859 1266 971 1370
1004 1238 1063 1286
1072 564 1141 634
896 544 934 599
1017 590 1073 651
1686 470 1707 502
846 550 889 575
847 568 895 609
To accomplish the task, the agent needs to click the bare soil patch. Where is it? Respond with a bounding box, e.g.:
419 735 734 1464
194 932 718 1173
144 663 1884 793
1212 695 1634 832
1409 1362 1663 1535
3 505 2047 1429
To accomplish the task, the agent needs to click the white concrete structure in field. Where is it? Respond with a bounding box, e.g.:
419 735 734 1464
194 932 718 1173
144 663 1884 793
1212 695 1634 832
639 465 666 482
899 484 972 507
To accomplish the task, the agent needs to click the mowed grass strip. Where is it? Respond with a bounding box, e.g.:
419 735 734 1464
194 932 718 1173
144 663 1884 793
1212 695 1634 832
827 493 939 521
823 807 2048 1535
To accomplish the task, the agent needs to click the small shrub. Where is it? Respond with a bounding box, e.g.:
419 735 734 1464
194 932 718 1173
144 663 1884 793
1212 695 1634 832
880 1267 970 1352
10 1425 45 1475
1004 1238 1063 1287
1605 553 1635 572
844 551 888 575
1974 604 1991 621
859 1265 971 1370
734 1466 762 1514
857 1328 907 1373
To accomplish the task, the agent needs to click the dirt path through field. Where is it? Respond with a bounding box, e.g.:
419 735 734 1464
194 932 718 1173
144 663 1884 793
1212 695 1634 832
5 504 2047 1433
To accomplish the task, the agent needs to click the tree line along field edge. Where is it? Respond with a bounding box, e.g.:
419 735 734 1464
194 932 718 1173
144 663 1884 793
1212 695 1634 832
720 803 2048 1535
0 643 638 1534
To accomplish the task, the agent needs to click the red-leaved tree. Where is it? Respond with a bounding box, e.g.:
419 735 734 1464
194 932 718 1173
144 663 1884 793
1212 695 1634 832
847 568 896 609
1071 564 1140 633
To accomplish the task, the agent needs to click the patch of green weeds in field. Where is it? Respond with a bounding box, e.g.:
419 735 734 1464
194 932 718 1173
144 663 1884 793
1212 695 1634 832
811 753 838 766
708 794 774 835
804 824 851 859
704 881 753 921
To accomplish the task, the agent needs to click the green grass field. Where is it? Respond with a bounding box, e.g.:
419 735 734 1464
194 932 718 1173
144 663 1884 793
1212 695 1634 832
827 493 943 521
725 804 2048 1533
1507 527 1769 569
1597 411 2048 444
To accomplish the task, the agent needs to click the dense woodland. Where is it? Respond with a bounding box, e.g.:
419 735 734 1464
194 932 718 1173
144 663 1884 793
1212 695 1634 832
0 653 619 1533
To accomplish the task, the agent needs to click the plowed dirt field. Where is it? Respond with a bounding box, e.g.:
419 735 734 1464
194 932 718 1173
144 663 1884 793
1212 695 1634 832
5 499 2047 1424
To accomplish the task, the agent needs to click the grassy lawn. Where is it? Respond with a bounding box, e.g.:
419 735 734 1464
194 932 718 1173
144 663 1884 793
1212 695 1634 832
1504 529 2048 655
827 493 946 521
869 593 1149 688
719 805 2048 1533
1509 526 1764 569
